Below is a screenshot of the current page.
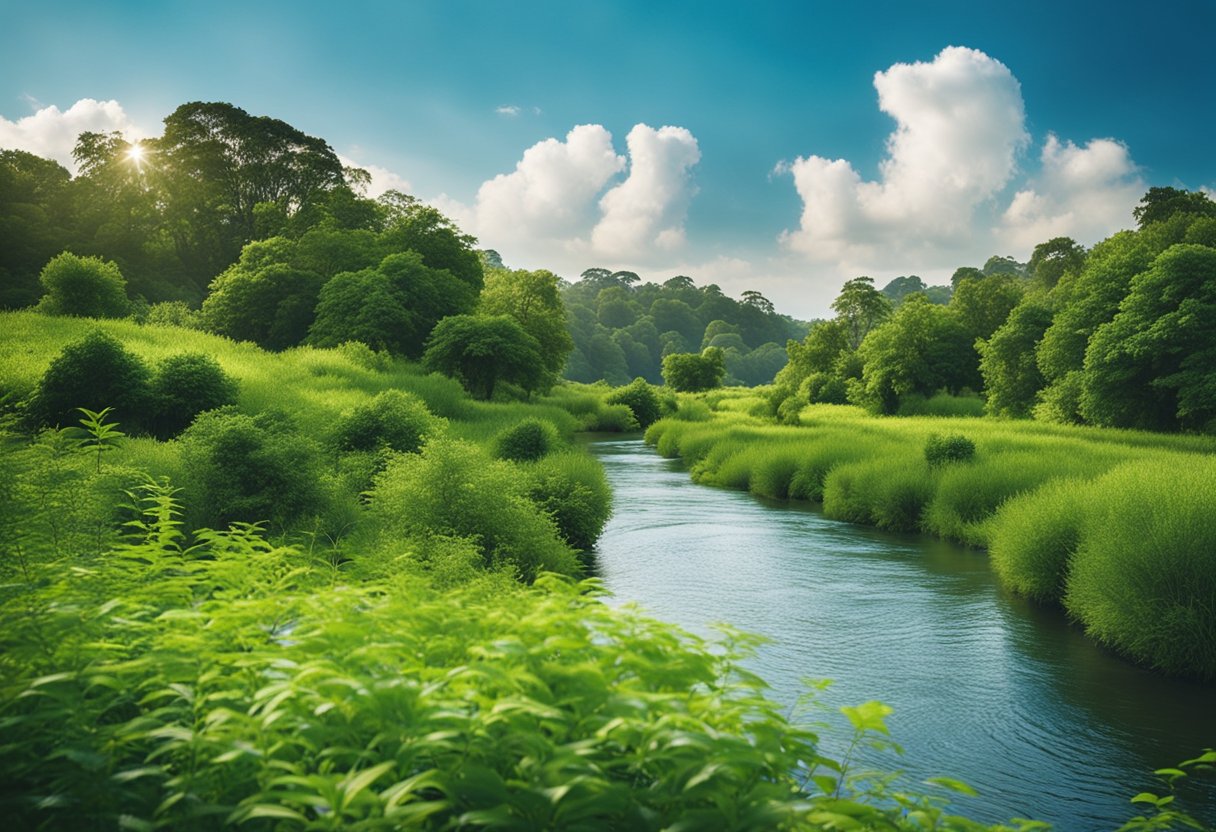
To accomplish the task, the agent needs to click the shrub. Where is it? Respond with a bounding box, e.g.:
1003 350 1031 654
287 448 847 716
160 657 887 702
673 399 712 422
180 408 325 531
1064 461 1216 680
368 437 579 581
27 329 151 432
924 433 975 466
331 389 443 454
144 301 202 329
148 352 239 438
526 452 613 550
605 377 661 429
494 417 561 462
35 252 130 318
989 479 1087 604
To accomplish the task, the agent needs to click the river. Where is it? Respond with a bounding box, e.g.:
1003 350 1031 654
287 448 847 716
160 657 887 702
587 437 1216 830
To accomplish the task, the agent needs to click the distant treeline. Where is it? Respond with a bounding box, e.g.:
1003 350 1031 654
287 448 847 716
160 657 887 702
559 269 807 387
773 187 1216 433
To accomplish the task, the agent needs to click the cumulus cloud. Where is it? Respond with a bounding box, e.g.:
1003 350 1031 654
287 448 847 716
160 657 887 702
592 125 701 256
1000 135 1144 249
781 46 1028 266
0 98 145 172
495 105 522 117
337 154 413 197
470 124 626 248
449 122 701 272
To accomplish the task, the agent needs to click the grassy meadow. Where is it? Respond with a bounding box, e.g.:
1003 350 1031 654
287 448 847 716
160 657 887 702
647 392 1216 680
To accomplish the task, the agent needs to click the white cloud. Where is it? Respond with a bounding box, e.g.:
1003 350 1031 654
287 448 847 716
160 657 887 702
495 105 522 117
0 98 145 172
592 124 701 256
337 154 412 197
1000 135 1143 249
448 122 701 274
781 46 1028 267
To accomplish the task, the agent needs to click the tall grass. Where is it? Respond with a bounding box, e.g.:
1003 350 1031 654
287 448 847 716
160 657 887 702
1064 461 1216 680
989 478 1088 604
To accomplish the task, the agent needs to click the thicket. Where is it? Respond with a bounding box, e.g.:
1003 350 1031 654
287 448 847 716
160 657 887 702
604 376 662 428
26 329 152 432
494 417 561 462
148 351 239 438
646 398 1216 679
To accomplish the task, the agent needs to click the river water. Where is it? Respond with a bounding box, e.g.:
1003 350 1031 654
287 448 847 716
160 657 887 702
587 437 1215 830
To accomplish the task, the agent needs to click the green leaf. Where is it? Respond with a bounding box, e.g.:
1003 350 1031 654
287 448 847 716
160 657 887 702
340 760 395 806
925 776 979 797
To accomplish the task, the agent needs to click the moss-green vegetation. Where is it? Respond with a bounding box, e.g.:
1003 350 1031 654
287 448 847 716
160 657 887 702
646 398 1216 679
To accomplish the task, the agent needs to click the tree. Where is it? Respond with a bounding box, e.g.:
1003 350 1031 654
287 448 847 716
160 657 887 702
950 266 984 290
661 347 726 392
423 315 544 400
832 277 891 350
159 102 346 250
307 268 415 352
1133 187 1216 228
879 275 926 306
201 244 325 351
982 255 1026 277
1081 244 1216 430
35 252 130 318
950 273 1024 342
740 290 775 315
479 267 574 383
378 191 484 293
1028 237 1086 289
0 150 74 308
977 297 1053 418
849 295 976 414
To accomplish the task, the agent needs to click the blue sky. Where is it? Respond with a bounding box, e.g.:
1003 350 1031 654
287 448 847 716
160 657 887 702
3 0 1213 317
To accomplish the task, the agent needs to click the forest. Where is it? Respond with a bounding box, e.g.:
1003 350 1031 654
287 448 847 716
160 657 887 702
2 99 1214 829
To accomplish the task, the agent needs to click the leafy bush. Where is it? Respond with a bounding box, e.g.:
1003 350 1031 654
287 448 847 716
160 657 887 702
924 433 976 466
180 408 326 531
148 352 239 438
606 377 661 428
369 437 579 581
35 251 130 318
144 300 202 329
673 399 712 422
494 417 561 462
27 329 151 432
331 389 443 455
526 452 612 550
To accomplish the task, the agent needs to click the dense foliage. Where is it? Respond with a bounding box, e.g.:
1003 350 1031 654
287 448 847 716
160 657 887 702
562 270 805 387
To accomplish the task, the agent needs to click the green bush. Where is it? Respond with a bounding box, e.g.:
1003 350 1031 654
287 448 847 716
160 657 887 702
673 399 712 422
923 433 976 466
605 377 661 428
35 252 130 319
331 389 444 454
369 437 579 581
1065 461 1216 680
148 352 239 438
180 408 326 531
989 479 1087 604
494 417 561 462
526 452 613 550
27 329 151 433
144 301 202 329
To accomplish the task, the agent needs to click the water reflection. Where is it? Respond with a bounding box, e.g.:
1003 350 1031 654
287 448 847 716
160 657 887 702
587 437 1216 829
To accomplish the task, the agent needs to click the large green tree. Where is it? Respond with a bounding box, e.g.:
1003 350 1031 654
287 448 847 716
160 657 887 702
423 315 544 400
661 347 726 392
1081 244 1216 430
977 296 1053 418
832 277 891 350
849 295 977 414
479 267 573 385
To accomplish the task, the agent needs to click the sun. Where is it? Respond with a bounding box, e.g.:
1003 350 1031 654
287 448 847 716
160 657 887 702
126 143 145 164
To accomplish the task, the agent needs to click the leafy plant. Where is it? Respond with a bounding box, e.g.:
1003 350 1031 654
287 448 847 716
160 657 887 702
70 406 125 472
